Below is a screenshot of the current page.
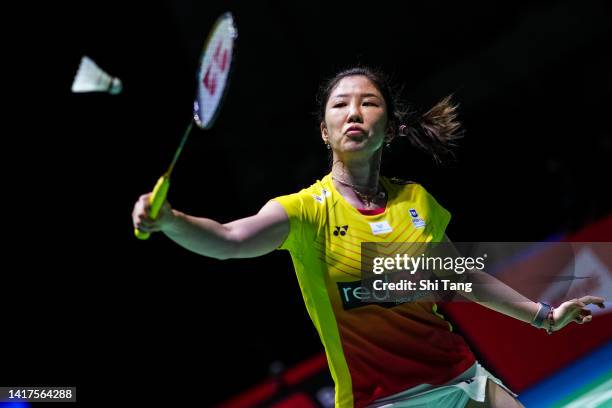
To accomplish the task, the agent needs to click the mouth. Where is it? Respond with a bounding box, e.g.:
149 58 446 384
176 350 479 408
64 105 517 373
345 126 366 136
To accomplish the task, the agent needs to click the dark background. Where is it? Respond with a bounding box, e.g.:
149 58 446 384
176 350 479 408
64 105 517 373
5 0 611 406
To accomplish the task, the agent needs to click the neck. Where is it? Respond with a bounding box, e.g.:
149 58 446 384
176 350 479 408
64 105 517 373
330 148 382 191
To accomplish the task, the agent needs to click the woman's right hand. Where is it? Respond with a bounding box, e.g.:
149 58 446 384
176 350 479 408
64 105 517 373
132 193 175 234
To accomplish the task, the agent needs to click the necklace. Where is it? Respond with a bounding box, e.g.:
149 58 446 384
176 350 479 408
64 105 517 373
332 175 386 207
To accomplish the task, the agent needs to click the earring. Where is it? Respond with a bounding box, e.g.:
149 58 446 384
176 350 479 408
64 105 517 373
325 142 331 150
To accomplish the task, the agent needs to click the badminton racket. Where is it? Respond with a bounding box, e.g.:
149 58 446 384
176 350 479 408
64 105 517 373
135 12 238 239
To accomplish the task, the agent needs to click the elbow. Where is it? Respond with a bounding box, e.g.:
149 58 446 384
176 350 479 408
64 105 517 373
213 226 240 260
213 246 237 260
213 253 232 261
209 245 237 260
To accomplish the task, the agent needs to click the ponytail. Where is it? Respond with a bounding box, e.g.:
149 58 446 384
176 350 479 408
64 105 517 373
398 94 464 164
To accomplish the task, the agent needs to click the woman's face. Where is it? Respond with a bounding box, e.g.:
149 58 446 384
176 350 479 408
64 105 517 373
321 75 390 156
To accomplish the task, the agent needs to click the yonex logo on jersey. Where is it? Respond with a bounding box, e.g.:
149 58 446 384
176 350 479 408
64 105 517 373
333 225 348 236
369 220 393 235
409 208 426 229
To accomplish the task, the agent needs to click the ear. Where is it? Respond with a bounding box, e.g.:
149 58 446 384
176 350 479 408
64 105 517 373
320 121 328 143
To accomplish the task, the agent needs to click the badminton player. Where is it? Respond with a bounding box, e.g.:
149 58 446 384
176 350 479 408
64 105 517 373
132 67 606 407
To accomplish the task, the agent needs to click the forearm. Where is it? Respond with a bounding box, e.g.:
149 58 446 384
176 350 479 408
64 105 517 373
162 210 236 260
435 236 604 331
462 269 539 324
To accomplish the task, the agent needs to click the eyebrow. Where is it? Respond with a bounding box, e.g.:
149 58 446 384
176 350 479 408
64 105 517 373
332 93 381 99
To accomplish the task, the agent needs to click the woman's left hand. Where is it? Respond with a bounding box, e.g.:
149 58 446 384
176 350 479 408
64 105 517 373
552 295 606 332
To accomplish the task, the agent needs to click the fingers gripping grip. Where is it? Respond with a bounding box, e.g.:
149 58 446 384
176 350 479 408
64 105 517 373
134 175 170 240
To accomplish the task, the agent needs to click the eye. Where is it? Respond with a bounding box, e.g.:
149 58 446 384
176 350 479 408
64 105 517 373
363 101 379 106
332 102 347 108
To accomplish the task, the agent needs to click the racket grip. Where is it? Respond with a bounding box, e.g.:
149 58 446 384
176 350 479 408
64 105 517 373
134 174 171 240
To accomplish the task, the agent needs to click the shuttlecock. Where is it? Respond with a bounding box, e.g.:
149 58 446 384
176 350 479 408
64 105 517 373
71 56 122 94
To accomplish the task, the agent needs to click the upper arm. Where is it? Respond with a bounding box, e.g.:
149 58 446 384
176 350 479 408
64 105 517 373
222 200 290 258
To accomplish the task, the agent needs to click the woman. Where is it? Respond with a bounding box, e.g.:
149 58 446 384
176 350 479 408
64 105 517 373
132 67 605 407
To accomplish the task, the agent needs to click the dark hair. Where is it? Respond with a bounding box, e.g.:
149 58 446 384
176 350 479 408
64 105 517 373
316 66 463 163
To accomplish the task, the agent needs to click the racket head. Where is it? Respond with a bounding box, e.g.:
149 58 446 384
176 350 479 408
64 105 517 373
193 12 238 129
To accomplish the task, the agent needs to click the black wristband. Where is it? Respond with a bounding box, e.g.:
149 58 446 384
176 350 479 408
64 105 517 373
531 302 551 328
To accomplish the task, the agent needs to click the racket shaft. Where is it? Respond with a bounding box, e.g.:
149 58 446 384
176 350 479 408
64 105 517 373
168 121 193 175
134 174 170 240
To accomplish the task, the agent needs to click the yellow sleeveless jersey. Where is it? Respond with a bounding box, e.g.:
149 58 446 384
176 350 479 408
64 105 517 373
270 173 476 408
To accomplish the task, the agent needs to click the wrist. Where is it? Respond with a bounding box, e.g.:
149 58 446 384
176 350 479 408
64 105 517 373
530 301 557 333
546 306 555 334
530 302 551 329
161 209 182 233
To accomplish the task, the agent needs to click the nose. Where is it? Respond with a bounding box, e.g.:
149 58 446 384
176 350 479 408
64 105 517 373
347 101 363 123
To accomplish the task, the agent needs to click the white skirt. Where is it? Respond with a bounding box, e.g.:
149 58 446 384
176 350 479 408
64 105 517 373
366 361 518 408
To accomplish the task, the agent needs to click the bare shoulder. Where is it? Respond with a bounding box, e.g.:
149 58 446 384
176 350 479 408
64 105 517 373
258 200 289 218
